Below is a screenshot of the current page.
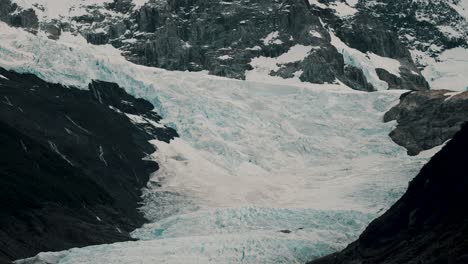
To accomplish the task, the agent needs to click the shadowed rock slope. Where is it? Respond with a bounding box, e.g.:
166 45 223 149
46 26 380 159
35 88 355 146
0 68 177 261
309 123 468 264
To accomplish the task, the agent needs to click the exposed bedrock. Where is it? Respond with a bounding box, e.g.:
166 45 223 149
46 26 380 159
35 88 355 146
0 0 432 91
309 122 468 264
384 90 468 156
0 68 177 261
322 10 430 91
0 0 38 30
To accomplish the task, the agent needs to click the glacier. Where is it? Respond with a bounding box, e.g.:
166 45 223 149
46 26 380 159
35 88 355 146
0 23 436 263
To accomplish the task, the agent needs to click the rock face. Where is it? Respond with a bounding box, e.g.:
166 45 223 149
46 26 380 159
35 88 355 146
0 68 177 261
309 122 468 264
121 0 337 80
315 5 430 91
384 90 468 155
0 0 38 30
0 0 433 91
356 0 468 61
110 0 429 90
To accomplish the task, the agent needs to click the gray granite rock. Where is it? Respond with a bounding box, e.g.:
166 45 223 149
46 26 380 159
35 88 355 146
0 0 434 91
384 89 468 155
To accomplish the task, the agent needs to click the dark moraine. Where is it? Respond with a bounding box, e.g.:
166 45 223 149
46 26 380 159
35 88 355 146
0 68 177 262
309 123 468 264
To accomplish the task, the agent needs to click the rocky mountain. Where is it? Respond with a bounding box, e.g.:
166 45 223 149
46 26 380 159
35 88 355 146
0 0 468 264
4 0 463 91
385 89 468 155
0 68 177 261
309 122 468 264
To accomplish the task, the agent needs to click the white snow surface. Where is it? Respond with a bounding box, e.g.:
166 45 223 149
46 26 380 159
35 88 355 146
262 31 283 46
418 47 468 91
0 23 434 263
309 0 358 17
246 45 315 85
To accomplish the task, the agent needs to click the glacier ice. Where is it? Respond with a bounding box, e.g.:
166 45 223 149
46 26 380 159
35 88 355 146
0 23 434 263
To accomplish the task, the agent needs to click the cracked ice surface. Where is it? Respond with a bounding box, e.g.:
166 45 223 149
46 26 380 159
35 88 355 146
0 23 433 263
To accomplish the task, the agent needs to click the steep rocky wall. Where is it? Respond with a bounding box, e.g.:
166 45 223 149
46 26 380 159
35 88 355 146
356 0 468 59
0 68 177 261
0 0 38 29
313 3 430 91
0 0 431 91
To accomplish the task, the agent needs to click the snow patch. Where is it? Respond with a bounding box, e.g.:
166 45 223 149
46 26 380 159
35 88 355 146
332 1 358 17
218 55 232 61
309 30 322 38
246 45 316 85
308 0 326 8
444 91 464 101
262 31 283 46
420 47 468 91
132 0 149 9
308 0 357 17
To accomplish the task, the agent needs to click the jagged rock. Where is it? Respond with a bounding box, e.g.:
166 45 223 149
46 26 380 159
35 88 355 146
356 0 468 59
335 14 412 60
300 45 344 84
376 67 429 91
0 68 177 261
84 31 110 45
124 0 328 79
327 11 430 91
342 65 375 92
41 20 61 40
309 122 468 264
384 90 468 155
0 0 38 29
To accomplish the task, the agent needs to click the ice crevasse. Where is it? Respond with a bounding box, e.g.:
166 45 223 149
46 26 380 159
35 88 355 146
0 23 436 263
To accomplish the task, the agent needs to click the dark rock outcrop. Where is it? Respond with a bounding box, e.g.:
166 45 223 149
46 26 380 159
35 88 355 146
0 0 38 30
0 68 177 261
309 122 468 264
376 68 429 91
317 6 430 91
384 90 468 155
342 65 375 92
334 14 411 60
110 0 428 90
356 0 468 60
121 0 332 79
